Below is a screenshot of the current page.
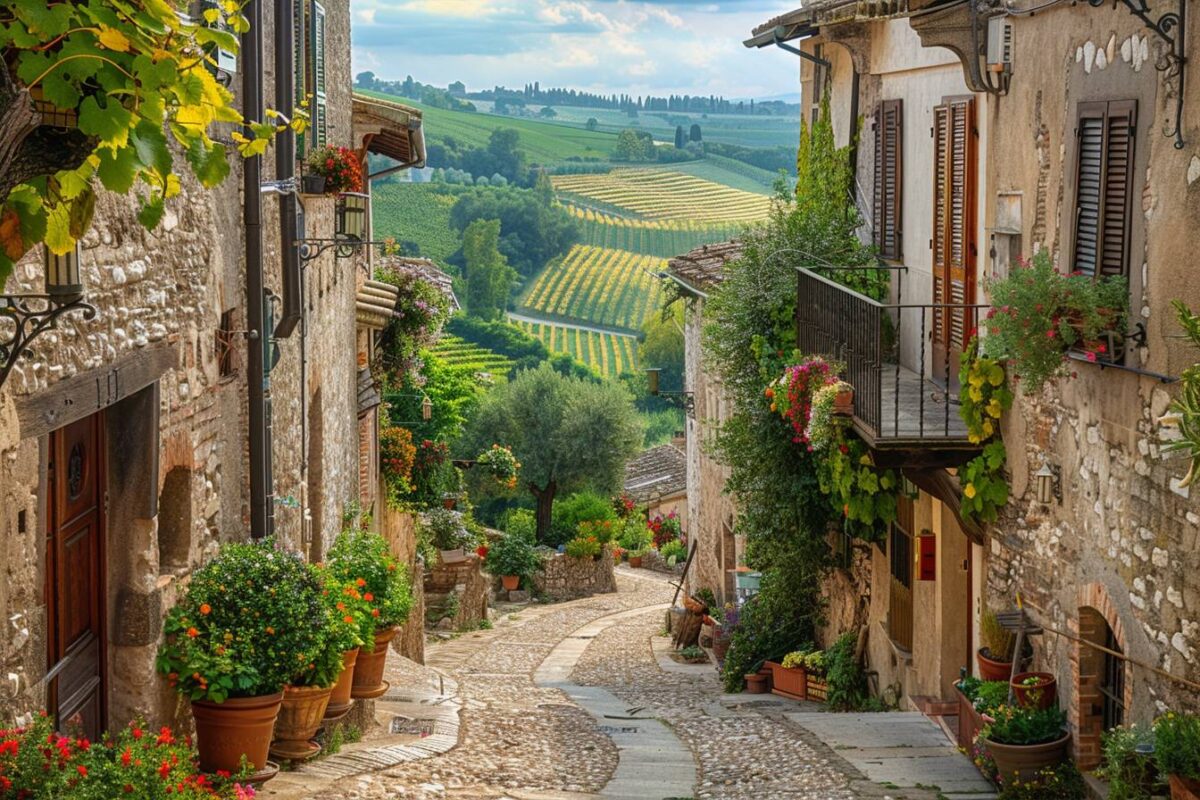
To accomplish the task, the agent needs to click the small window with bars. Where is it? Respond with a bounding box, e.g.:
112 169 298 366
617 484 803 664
1100 623 1126 731
873 99 903 260
1072 100 1137 280
216 308 238 378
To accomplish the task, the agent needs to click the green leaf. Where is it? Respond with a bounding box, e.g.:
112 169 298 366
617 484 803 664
96 145 140 193
68 189 96 240
78 95 133 146
131 119 172 175
44 202 74 255
137 193 165 229
186 138 231 187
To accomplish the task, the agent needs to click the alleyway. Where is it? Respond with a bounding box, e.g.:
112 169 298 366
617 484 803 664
264 571 990 800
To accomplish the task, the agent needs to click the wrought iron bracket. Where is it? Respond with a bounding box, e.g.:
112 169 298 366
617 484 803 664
297 237 392 262
657 391 696 419
0 295 97 389
1088 0 1188 148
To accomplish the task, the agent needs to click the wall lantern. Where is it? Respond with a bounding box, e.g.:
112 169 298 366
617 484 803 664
297 191 394 262
1034 460 1060 505
644 366 695 418
421 395 433 422
0 244 96 389
336 192 369 243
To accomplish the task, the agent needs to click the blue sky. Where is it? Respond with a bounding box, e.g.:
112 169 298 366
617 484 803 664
349 1 802 100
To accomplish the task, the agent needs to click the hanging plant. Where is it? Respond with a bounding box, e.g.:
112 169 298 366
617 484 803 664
769 356 838 448
476 444 520 490
957 339 1013 522
807 382 851 452
1159 301 1200 487
380 425 417 497
305 145 363 194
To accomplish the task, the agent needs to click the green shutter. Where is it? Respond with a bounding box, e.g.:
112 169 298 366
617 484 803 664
312 1 327 148
294 0 307 155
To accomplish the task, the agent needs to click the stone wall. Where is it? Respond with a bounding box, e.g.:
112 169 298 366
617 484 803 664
424 556 489 630
380 505 425 664
533 549 617 601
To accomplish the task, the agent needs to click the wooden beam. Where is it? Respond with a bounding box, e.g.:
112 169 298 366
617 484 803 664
903 466 985 544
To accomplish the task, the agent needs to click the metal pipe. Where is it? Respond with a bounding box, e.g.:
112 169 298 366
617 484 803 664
274 0 302 339
242 0 270 539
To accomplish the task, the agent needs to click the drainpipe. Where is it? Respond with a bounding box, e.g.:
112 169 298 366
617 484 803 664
274 0 302 339
242 0 271 539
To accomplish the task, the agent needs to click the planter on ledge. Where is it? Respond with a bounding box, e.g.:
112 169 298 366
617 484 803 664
977 648 1015 681
300 174 327 195
766 661 807 701
1010 671 1057 710
351 626 399 700
270 684 333 762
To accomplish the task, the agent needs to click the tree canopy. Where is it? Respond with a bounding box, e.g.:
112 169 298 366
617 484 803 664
462 218 516 320
449 186 578 277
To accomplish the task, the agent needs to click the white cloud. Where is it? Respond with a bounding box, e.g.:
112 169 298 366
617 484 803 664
625 59 658 77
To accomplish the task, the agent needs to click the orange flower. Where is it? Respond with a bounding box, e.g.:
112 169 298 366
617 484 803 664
265 626 275 635
387 563 397 572
363 592 374 602
371 608 380 618
336 602 346 611
343 615 354 625
199 603 211 616
355 578 366 588
186 627 199 638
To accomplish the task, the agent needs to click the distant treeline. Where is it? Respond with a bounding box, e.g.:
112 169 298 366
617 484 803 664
473 82 796 116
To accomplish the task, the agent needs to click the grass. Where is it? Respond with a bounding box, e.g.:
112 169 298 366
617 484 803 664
552 169 773 223
528 103 801 150
521 244 665 332
370 182 465 265
513 319 639 378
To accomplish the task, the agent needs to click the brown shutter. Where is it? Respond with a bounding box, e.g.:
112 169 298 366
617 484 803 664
932 98 975 350
1073 100 1136 279
932 104 950 344
873 99 903 260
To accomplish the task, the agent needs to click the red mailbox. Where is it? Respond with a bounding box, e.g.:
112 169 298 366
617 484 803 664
918 533 937 581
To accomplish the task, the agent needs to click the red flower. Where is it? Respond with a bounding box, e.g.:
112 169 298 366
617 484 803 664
76 765 87 777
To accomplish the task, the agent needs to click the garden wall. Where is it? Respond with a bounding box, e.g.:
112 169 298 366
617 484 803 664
425 555 489 630
533 549 617 601
638 550 685 577
381 505 426 663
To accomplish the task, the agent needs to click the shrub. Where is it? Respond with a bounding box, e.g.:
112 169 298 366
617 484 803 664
648 510 681 549
564 535 602 560
618 516 653 551
1098 724 1161 800
502 508 537 542
550 491 618 546
982 705 1066 746
419 508 476 552
997 761 1087 800
659 539 686 563
1155 711 1200 780
578 518 617 544
0 715 254 798
485 532 541 580
824 632 867 710
301 566 372 688
326 529 414 634
476 444 520 490
156 539 325 702
380 425 417 497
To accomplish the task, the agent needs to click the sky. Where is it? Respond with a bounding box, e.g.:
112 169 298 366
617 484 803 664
349 1 802 100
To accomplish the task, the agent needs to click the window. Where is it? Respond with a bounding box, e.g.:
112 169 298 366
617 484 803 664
295 0 328 154
932 97 977 360
873 100 903 260
216 308 237 378
888 495 914 651
1072 100 1137 279
1100 622 1126 730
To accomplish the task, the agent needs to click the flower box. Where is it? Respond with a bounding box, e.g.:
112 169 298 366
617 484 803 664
767 661 807 701
806 673 829 702
957 684 986 751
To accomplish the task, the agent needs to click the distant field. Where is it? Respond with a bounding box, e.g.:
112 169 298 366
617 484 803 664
665 155 784 194
513 320 638 378
564 205 738 258
430 335 513 375
533 104 801 150
371 183 465 265
552 169 772 223
521 244 664 331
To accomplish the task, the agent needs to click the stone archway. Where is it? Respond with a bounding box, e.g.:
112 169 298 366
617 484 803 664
1071 583 1132 769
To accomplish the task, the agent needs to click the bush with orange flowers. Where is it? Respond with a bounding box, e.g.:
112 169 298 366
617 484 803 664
380 425 417 498
291 565 371 689
156 540 326 703
304 145 363 194
0 713 254 797
326 528 413 637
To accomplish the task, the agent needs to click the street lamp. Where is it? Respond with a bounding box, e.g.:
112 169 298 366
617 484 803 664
0 243 96 389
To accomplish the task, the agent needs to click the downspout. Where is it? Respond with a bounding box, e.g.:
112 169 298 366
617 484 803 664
242 0 271 538
274 0 302 339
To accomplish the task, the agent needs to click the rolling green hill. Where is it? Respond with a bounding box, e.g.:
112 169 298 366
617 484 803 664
527 104 801 150
370 183 466 265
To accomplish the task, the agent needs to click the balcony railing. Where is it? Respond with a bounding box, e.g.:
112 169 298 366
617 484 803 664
795 266 986 448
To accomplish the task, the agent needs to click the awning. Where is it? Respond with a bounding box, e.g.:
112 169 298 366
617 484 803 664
352 92 427 171
356 279 400 330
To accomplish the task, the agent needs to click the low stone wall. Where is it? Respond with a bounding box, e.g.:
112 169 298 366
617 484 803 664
533 548 617 601
638 550 685 576
425 555 489 630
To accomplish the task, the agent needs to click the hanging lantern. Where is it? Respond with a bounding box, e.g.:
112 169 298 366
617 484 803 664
645 367 662 396
45 243 83 305
1035 462 1057 504
337 192 369 243
421 395 433 421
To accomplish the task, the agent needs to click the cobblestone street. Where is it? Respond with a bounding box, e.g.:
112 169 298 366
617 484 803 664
264 570 978 800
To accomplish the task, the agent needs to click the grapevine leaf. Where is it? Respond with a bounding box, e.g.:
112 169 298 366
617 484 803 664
68 189 96 240
137 193 165 230
186 138 231 188
39 69 82 112
131 119 172 175
97 26 131 53
96 145 140 193
44 202 74 255
78 95 132 147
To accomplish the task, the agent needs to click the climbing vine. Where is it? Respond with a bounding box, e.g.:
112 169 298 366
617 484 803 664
0 1 304 282
958 339 1013 523
816 425 898 540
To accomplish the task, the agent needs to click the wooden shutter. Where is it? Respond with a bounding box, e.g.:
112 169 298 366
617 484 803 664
932 97 976 351
1072 100 1136 278
294 1 307 154
311 1 328 148
873 100 903 260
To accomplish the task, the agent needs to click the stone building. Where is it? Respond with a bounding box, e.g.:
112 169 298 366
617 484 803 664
665 242 743 604
0 1 424 735
745 0 1200 763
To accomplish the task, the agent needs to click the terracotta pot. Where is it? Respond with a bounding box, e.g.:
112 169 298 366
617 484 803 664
442 496 457 510
323 648 359 720
629 555 643 568
745 673 769 694
1010 671 1057 710
767 661 807 701
501 574 520 591
683 595 706 614
956 685 986 751
352 626 398 699
984 731 1070 783
1170 775 1200 800
191 692 283 776
978 648 1015 681
712 635 731 663
271 684 333 761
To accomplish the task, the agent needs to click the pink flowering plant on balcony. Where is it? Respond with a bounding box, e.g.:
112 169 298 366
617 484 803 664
767 356 838 448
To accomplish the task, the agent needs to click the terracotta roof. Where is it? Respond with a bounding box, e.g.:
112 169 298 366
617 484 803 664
746 0 908 46
356 279 400 330
666 241 742 292
353 92 426 169
376 256 461 311
624 444 687 502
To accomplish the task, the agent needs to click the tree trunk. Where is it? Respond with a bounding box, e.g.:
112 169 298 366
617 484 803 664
531 481 556 543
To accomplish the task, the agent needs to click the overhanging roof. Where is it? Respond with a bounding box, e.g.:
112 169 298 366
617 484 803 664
352 92 426 170
744 0 911 48
666 241 742 294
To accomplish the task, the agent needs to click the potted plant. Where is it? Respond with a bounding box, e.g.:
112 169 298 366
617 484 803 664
980 704 1070 783
156 539 327 779
326 527 414 700
803 651 829 702
1010 671 1057 710
627 545 649 568
476 444 521 490
659 538 686 566
421 507 475 563
982 250 1128 393
304 144 363 195
1097 724 1163 800
745 671 769 693
485 530 540 592
768 650 809 701
565 534 602 561
978 610 1018 680
956 676 1008 750
1155 712 1200 799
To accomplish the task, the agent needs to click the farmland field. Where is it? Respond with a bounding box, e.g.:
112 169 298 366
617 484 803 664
430 335 514 375
528 104 801 150
371 183 465 266
513 320 638 378
552 169 773 223
564 204 738 258
521 244 664 331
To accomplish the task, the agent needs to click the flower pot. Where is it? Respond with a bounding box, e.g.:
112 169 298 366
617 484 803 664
683 595 706 614
629 555 643 568
833 387 854 415
442 495 458 510
1010 671 1057 710
352 626 398 699
191 692 284 776
806 674 829 702
324 648 359 720
300 174 326 194
978 648 1014 681
767 661 807 701
984 730 1070 784
745 673 769 694
1170 775 1200 800
271 684 334 762
956 685 986 751
501 574 520 591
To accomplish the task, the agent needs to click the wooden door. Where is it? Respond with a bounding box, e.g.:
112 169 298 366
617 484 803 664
45 413 107 739
932 97 977 385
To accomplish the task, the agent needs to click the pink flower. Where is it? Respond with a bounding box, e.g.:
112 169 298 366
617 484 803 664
1086 352 1097 363
1045 329 1056 338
